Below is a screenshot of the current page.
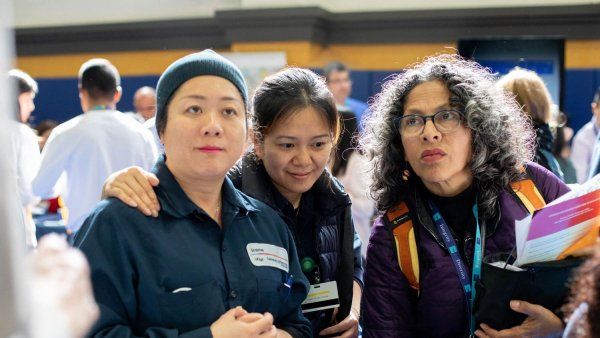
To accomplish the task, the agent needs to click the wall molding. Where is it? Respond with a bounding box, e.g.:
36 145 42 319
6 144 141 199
15 4 600 55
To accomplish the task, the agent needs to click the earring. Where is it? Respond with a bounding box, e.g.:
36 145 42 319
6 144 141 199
402 161 410 181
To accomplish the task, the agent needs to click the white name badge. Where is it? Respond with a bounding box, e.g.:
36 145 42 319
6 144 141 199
301 281 340 313
246 243 289 272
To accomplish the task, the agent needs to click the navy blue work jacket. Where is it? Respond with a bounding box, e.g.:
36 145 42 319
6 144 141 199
75 157 311 337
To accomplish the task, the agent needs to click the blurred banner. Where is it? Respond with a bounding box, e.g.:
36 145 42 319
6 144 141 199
222 51 287 97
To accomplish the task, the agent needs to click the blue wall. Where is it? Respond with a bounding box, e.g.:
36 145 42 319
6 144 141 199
564 69 600 132
32 71 397 125
30 70 600 135
349 70 398 106
30 75 159 125
352 69 600 134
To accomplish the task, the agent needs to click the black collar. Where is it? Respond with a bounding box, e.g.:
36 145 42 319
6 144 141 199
409 180 501 250
153 155 259 218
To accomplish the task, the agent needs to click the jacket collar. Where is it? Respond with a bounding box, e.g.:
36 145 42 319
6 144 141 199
534 122 554 152
409 180 501 250
153 155 259 218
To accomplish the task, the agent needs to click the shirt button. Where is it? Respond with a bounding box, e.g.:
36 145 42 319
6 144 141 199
222 245 227 252
229 290 238 299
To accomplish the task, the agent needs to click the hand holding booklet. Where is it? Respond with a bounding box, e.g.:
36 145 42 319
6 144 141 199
514 174 600 267
473 176 598 330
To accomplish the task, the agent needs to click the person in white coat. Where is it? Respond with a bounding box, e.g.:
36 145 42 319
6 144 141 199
570 87 600 183
32 59 157 235
9 69 41 247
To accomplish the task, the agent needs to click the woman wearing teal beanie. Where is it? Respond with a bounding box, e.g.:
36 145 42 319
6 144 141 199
75 50 311 338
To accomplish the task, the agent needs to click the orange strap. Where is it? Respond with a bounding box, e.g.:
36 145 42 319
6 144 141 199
387 202 420 291
509 179 546 214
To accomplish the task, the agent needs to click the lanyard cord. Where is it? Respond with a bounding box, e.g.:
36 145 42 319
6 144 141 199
89 105 108 111
428 199 482 335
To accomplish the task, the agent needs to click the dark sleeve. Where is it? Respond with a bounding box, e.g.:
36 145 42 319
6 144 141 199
349 206 365 287
75 204 213 338
361 217 417 338
527 161 571 202
276 223 312 338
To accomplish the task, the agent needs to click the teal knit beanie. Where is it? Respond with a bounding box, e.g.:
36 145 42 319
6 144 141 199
155 49 248 134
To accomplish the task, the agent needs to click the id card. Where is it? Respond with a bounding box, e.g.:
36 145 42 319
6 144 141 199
301 281 340 313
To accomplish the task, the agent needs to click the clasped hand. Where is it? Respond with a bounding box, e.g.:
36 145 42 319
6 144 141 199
211 306 289 338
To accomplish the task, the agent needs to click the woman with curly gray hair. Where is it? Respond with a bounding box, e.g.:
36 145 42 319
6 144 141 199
360 54 570 338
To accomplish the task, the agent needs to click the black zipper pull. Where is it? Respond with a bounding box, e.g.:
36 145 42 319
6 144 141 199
314 266 321 284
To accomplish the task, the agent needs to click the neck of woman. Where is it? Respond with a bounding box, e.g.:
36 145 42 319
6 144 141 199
423 172 473 197
427 184 477 242
282 191 302 209
176 176 224 226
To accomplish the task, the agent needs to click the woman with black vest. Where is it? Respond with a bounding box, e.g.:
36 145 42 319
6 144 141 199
102 67 364 337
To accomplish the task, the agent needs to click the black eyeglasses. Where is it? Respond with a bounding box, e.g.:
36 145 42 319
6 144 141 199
394 109 464 137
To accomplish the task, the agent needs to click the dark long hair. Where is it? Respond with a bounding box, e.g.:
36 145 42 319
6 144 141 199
331 107 359 176
251 67 340 145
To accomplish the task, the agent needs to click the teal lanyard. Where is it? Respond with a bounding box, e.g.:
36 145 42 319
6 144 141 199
90 105 108 111
428 199 482 335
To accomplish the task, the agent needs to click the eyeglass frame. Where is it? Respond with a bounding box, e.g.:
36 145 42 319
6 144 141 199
393 109 466 137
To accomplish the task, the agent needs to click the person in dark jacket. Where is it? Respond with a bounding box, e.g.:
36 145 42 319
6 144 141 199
497 67 566 181
359 54 570 338
75 50 311 338
102 67 364 337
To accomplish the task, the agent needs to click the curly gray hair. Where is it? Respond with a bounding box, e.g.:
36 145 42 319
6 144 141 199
360 54 535 219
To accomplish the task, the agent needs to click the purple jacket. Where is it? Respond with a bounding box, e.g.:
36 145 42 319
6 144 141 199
361 162 570 337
